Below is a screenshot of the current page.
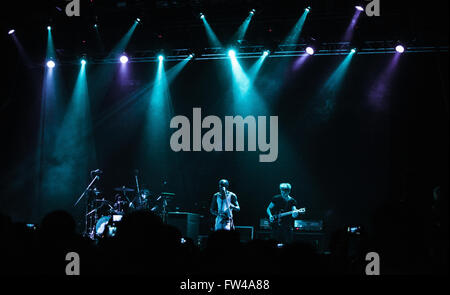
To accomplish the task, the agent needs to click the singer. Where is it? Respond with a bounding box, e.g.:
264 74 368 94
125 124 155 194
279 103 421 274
210 179 240 231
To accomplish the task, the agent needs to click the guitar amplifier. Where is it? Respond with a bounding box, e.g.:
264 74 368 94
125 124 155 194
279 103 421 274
259 218 271 230
167 212 200 241
294 220 323 232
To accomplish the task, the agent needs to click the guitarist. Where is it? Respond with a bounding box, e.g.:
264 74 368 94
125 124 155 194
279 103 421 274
210 179 240 231
266 183 299 244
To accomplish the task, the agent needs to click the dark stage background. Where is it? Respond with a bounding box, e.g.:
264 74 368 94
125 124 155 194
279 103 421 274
1 50 448 249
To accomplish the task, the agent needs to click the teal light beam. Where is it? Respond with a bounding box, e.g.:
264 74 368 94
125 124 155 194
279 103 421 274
108 20 138 57
233 12 254 42
93 56 192 128
46 27 56 60
90 20 139 109
229 54 267 115
248 51 269 82
140 60 174 177
230 54 251 98
94 24 105 53
166 55 193 83
282 8 310 45
201 17 222 48
43 63 96 213
35 27 64 219
316 50 356 119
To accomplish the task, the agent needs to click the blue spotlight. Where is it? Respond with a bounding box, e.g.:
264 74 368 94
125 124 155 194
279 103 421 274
263 50 270 57
46 60 55 68
120 55 129 64
94 24 98 28
80 59 86 65
351 48 357 53
47 26 51 31
200 13 205 20
158 55 164 62
228 49 236 57
306 46 315 55
305 6 311 12
136 18 141 22
395 45 405 53
8 29 15 35
355 6 364 11
250 9 256 15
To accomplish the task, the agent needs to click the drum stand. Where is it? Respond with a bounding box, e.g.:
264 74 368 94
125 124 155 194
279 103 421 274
86 202 98 239
160 196 169 223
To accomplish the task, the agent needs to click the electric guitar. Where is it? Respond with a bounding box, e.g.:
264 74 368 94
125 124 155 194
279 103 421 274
270 208 306 227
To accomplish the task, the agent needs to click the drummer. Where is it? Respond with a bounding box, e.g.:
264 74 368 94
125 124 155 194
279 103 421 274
129 189 151 211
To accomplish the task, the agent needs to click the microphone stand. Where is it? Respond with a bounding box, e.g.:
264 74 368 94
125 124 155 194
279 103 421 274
74 175 99 207
74 175 99 238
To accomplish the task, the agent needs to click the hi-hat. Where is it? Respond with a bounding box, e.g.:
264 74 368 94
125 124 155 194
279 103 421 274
114 186 135 192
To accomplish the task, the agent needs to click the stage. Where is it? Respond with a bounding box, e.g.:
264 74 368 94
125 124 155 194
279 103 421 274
0 0 448 278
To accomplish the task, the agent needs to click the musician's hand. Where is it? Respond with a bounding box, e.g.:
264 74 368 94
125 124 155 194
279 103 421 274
292 212 299 218
269 216 274 222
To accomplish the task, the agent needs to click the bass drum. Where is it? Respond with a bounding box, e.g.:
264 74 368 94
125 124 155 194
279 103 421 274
95 215 111 237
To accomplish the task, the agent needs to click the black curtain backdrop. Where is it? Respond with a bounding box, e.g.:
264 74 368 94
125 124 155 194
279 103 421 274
1 53 448 242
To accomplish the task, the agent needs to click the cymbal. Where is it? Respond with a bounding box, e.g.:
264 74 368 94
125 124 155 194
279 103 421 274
114 186 135 192
161 192 175 196
94 199 111 203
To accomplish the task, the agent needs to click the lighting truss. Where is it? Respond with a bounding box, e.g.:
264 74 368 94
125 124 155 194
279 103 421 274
48 41 448 66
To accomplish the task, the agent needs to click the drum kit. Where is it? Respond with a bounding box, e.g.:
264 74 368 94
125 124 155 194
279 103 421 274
76 170 176 240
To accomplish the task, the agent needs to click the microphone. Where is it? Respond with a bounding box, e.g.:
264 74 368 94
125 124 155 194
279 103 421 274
91 169 103 175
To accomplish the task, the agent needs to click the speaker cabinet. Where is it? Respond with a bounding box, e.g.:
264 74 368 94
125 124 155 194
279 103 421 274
167 212 200 241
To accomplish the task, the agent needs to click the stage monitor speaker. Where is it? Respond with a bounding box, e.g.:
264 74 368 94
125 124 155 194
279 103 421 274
235 226 254 243
167 212 200 242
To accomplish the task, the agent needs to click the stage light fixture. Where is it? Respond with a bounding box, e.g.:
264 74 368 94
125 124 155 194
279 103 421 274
351 48 357 53
250 9 256 15
395 45 405 53
46 60 55 68
136 18 141 23
80 59 86 65
47 26 51 31
306 46 315 55
200 13 205 20
305 6 311 12
263 50 270 57
94 24 98 28
355 6 364 11
8 29 15 35
158 55 164 62
228 49 236 57
120 55 129 64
